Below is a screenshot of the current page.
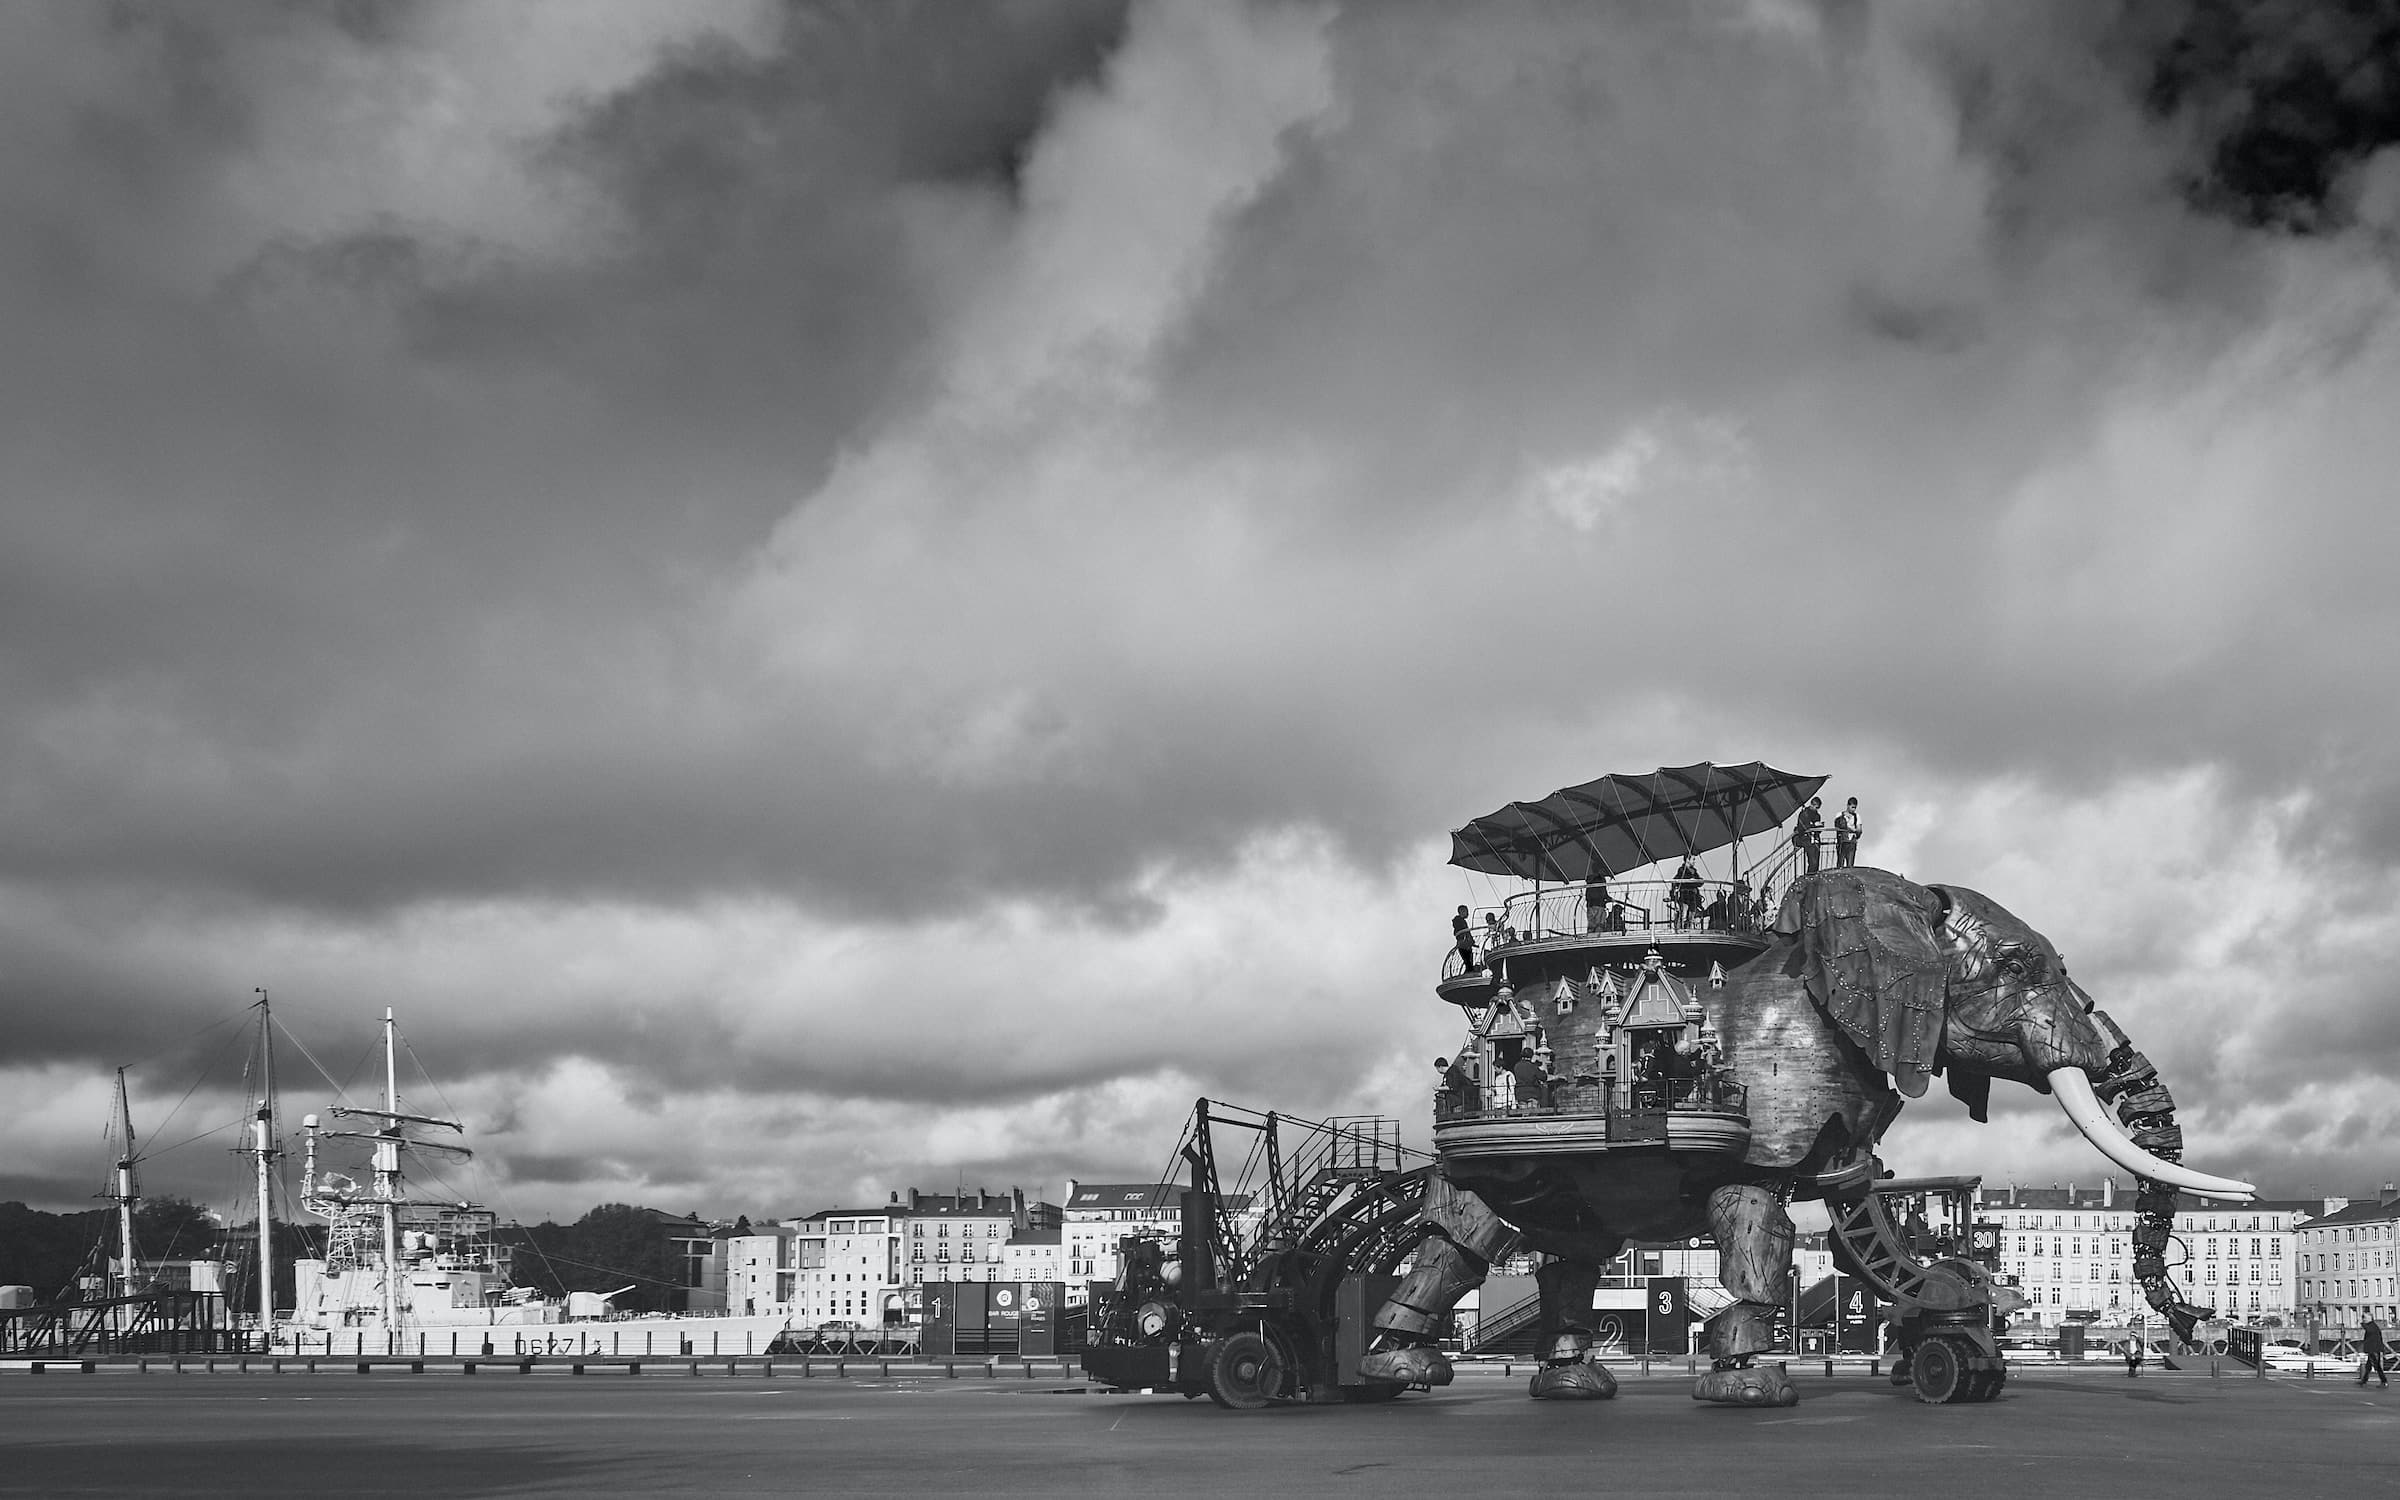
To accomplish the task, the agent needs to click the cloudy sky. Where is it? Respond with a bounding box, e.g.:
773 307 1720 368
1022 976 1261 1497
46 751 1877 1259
5 0 2400 1229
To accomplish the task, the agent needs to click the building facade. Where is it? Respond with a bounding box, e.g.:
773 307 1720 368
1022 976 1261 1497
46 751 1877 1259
1975 1182 2310 1328
788 1208 904 1328
1063 1181 1183 1291
2295 1189 2400 1327
723 1226 794 1317
900 1190 1023 1287
1004 1228 1064 1284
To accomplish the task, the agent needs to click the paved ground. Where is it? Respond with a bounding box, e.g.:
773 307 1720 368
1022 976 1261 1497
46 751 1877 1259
2 1364 2392 1497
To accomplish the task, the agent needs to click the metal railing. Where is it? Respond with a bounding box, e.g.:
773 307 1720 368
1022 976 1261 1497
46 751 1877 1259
1437 833 1879 980
1434 1075 1746 1124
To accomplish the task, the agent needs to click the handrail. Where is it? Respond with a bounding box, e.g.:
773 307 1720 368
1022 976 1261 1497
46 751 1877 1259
1466 1289 1543 1353
1433 1076 1747 1123
1437 849 1870 981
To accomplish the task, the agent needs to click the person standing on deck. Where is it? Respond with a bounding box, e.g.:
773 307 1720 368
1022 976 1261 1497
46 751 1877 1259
1453 905 1479 972
1834 797 1862 868
1793 797 1824 874
1585 873 1613 934
1669 857 1704 928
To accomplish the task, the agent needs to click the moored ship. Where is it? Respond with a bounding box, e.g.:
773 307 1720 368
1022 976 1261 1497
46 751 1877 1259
276 1009 791 1359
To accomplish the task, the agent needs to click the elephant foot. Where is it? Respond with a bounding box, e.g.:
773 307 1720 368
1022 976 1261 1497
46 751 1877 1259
1357 1345 1454 1387
1528 1361 1618 1400
1692 1362 1799 1407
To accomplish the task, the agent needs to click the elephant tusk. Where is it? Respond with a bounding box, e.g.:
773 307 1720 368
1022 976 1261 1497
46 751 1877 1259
2047 1068 2256 1202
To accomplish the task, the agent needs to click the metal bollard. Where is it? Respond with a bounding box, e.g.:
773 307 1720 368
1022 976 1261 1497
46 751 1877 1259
1825 1359 1834 1378
947 1362 957 1379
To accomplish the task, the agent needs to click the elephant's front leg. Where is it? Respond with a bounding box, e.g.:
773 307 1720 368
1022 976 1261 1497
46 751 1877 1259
1526 1256 1618 1400
1356 1174 1517 1388
1693 1182 1800 1407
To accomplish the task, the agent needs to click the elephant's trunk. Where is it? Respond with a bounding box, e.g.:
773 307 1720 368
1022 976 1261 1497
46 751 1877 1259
2046 1069 2254 1201
2047 1010 2254 1342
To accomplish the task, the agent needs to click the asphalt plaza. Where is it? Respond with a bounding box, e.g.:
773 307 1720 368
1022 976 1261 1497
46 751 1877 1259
2 1364 2392 1498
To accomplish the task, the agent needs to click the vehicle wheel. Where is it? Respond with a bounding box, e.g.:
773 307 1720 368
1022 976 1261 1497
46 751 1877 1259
1910 1337 1966 1405
1206 1332 1286 1410
1888 1353 1912 1387
1965 1364 2005 1402
1340 1382 1404 1403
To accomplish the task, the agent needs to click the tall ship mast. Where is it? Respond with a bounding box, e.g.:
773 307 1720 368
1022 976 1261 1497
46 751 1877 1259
109 1068 141 1303
299 1008 472 1332
282 1007 792 1358
241 989 280 1338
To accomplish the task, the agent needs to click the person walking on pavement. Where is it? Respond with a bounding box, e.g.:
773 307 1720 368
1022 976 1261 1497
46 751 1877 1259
2361 1317 2390 1386
2123 1338 2143 1378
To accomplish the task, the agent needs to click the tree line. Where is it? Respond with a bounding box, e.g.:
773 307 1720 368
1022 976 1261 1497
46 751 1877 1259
2 1199 713 1315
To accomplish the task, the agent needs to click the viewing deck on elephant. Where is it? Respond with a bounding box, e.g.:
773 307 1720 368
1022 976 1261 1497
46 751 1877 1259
1432 1075 1751 1162
1438 876 1781 1006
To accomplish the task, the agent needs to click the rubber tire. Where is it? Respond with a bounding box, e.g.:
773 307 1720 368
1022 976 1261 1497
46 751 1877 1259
1205 1332 1286 1410
1910 1338 1965 1405
1888 1354 1912 1387
1340 1382 1404 1403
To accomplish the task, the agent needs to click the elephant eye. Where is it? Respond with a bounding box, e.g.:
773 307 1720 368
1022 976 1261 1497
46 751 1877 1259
1997 957 2027 978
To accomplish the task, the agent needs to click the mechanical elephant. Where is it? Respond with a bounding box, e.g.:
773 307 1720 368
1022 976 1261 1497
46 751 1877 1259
1361 866 2253 1405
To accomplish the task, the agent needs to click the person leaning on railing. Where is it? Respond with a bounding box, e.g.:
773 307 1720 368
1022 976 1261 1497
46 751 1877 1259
1435 1055 1479 1117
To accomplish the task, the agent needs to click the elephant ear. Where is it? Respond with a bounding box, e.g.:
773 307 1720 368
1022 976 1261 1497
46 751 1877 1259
1773 869 1948 1100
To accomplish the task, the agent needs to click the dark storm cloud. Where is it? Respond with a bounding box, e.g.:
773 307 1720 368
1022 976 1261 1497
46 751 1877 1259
2130 0 2400 231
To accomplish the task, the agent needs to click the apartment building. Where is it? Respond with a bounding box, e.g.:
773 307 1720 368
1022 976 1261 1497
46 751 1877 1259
1976 1182 2310 1327
789 1207 904 1327
900 1190 1024 1287
1004 1227 1064 1284
723 1225 794 1316
2295 1187 2400 1327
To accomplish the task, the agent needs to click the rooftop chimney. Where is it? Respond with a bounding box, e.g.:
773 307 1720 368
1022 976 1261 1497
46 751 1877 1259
2103 1177 2114 1208
907 1188 921 1211
2382 1183 2398 1206
889 1190 900 1205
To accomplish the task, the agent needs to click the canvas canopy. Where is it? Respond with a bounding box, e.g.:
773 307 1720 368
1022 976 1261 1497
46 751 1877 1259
1447 760 1827 882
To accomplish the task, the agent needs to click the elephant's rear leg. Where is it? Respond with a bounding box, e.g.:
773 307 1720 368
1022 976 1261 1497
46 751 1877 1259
1527 1256 1618 1400
1357 1175 1516 1388
1693 1182 1800 1407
